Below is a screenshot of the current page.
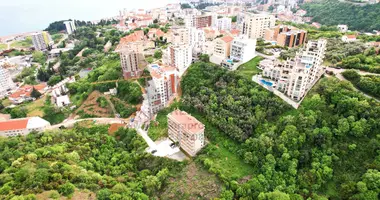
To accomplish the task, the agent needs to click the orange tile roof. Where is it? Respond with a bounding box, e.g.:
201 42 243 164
221 35 234 43
346 35 356 39
169 110 204 134
230 29 240 35
0 119 29 131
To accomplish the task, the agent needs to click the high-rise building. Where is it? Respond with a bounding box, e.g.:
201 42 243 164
146 64 179 115
0 65 15 97
262 39 327 101
64 20 77 35
171 27 205 55
216 17 232 31
168 110 205 157
241 13 276 39
264 25 307 48
195 15 213 28
116 31 150 79
31 32 48 51
163 44 192 76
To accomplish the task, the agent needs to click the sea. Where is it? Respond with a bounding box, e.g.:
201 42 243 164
0 0 175 37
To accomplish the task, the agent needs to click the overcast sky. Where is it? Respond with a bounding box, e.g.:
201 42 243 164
0 0 175 36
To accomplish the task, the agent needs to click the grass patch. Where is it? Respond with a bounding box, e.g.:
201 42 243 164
236 56 264 80
51 33 63 43
2 98 12 107
25 96 46 117
0 43 7 50
10 37 33 48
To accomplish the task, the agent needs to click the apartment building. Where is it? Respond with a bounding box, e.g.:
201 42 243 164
31 32 48 51
64 20 77 35
146 65 179 115
264 25 307 48
0 65 15 97
262 39 327 101
0 117 51 137
216 17 232 31
163 44 192 76
168 110 205 157
230 36 257 63
195 15 215 28
241 13 275 39
115 31 150 79
210 35 234 65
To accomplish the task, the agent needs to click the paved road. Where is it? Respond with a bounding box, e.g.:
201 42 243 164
46 118 125 130
53 34 68 49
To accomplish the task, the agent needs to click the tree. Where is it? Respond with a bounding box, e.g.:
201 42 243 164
30 87 42 99
47 75 62 86
154 50 162 59
199 54 210 62
58 182 75 197
32 51 46 65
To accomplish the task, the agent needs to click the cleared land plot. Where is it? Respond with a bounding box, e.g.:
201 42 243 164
75 91 114 118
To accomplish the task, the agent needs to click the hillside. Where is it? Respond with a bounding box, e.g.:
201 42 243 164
300 0 380 32
178 62 380 199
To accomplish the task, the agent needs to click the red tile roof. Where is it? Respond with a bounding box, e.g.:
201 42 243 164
346 35 356 39
230 29 240 35
221 35 234 43
0 119 29 131
169 110 204 134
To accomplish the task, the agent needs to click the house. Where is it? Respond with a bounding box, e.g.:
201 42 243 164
8 84 47 104
55 95 71 107
311 22 321 29
342 35 357 43
0 117 51 137
337 25 348 33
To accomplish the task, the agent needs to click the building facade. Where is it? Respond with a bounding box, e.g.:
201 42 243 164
0 65 15 97
210 35 234 65
241 13 275 39
216 17 232 31
64 21 77 35
168 110 205 157
146 65 179 115
230 36 257 63
31 32 48 51
0 117 51 137
264 25 307 48
163 45 192 76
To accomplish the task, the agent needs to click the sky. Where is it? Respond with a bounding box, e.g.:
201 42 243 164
0 0 176 36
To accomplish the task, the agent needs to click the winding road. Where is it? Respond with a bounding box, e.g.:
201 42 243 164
326 67 380 102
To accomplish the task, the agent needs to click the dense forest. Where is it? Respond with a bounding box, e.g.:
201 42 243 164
0 125 182 199
180 62 380 199
300 0 380 32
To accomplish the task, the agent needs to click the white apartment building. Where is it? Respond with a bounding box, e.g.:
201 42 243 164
230 36 257 63
146 64 179 115
262 39 327 101
0 65 15 97
171 27 205 55
64 20 77 35
163 45 192 76
31 32 48 51
0 117 51 137
216 17 232 31
189 27 206 55
241 13 276 39
168 110 205 157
